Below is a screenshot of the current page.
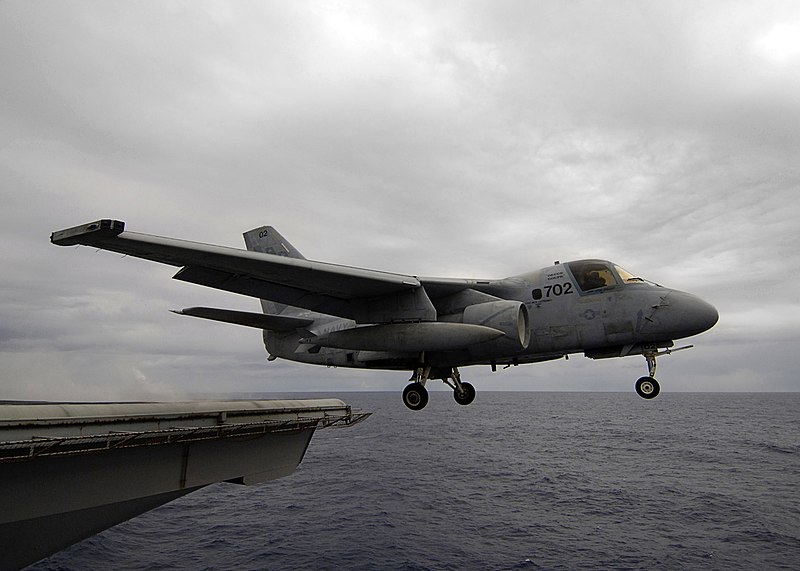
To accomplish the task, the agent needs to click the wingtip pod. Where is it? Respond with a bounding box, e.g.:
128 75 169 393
51 219 125 246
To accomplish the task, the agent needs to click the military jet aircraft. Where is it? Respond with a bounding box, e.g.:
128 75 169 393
52 219 718 410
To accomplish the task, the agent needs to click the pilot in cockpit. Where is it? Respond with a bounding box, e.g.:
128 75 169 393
583 270 607 290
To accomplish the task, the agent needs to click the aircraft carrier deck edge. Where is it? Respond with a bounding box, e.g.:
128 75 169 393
0 399 370 571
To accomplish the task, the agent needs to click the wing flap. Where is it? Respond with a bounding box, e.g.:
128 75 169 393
173 266 357 317
172 307 313 331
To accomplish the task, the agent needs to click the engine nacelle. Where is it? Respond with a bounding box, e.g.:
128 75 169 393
462 300 530 353
299 322 505 352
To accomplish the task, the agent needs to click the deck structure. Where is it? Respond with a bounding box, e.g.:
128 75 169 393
0 399 369 570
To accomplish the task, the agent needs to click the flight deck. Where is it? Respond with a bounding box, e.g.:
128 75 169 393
0 399 369 570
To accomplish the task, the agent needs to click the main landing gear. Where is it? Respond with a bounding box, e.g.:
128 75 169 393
402 364 475 411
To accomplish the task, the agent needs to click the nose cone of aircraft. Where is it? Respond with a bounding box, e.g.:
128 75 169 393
661 290 719 338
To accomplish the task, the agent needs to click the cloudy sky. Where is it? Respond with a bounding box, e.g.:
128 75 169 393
1 1 798 400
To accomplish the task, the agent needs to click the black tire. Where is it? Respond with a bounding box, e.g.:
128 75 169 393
453 381 476 406
635 376 660 399
402 383 429 411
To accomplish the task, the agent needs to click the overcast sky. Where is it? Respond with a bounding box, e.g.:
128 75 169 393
1 1 799 400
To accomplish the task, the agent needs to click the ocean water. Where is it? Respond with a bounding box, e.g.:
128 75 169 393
31 392 799 570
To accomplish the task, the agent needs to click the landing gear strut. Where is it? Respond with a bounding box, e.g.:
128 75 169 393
635 350 661 399
444 367 476 406
634 345 692 399
401 362 476 410
403 362 431 411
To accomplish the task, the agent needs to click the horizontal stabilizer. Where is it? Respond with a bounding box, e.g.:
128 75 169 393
171 307 314 331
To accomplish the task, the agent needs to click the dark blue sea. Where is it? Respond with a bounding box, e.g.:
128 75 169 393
30 392 799 570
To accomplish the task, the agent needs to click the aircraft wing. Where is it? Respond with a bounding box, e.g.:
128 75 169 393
51 219 437 322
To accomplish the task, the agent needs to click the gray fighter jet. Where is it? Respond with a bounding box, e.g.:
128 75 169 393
52 220 718 410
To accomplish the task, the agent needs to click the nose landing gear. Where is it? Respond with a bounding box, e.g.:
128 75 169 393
635 345 694 399
635 376 660 399
635 351 661 399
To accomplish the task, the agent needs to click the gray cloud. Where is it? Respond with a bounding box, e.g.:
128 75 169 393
1 1 798 400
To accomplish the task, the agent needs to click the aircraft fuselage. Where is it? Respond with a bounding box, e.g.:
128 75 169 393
264 259 718 379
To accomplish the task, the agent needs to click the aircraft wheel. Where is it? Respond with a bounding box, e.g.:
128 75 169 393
635 376 660 399
403 382 429 411
453 381 476 406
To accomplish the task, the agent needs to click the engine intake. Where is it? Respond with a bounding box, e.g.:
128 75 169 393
462 300 530 353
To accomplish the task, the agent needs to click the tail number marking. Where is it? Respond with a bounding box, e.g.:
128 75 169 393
533 283 574 300
545 283 573 297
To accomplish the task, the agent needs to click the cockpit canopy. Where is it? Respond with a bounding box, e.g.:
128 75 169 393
567 260 656 293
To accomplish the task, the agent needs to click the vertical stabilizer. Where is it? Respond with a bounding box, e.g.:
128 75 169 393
243 226 306 260
243 226 306 315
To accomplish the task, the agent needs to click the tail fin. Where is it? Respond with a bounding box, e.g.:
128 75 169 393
243 226 306 260
243 226 305 315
